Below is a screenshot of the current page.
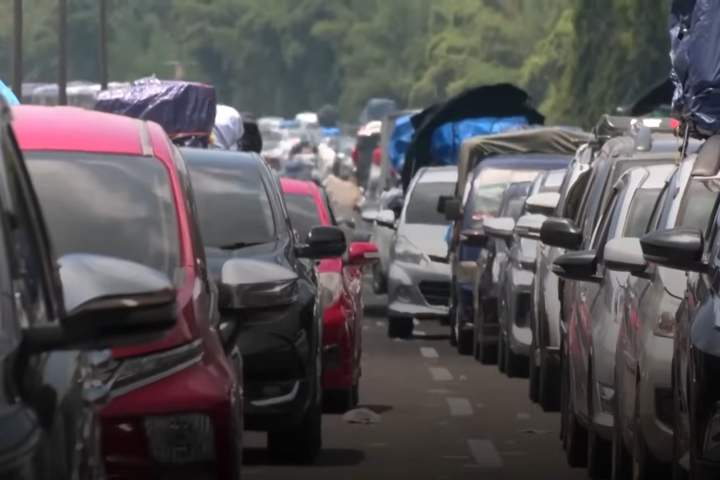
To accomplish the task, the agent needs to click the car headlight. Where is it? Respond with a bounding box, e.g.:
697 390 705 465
394 237 427 265
111 339 204 398
320 272 343 307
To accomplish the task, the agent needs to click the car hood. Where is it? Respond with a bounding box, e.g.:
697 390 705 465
398 224 449 259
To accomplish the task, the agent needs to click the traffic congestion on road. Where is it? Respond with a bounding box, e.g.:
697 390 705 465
3 3 720 479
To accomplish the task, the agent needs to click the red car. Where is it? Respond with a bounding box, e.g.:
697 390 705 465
280 178 378 409
13 106 243 480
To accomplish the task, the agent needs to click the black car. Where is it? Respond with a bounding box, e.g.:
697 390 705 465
180 148 346 464
639 135 720 478
0 94 179 477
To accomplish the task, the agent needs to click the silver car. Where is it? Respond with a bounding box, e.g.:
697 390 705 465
386 166 457 338
552 163 674 477
362 188 404 293
532 145 593 410
608 154 716 477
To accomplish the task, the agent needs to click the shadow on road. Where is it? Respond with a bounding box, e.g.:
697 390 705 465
413 333 449 341
359 404 393 414
243 448 366 467
363 304 387 318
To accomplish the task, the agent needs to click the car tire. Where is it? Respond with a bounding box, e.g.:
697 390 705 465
449 305 458 347
528 339 540 403
372 264 387 294
562 349 587 467
455 308 473 355
268 347 323 465
323 384 358 414
538 350 561 412
671 363 689 480
611 398 632 480
497 335 507 374
632 410 665 480
586 366 611 478
388 316 413 339
504 340 528 378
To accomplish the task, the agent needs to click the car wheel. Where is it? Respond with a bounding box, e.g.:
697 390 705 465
323 385 357 414
563 352 587 466
528 338 540 403
610 370 632 480
372 264 387 294
504 340 528 378
671 361 689 480
538 349 561 412
497 335 507 374
560 340 568 444
388 316 413 339
268 349 322 464
586 367 611 479
449 304 458 347
456 309 473 355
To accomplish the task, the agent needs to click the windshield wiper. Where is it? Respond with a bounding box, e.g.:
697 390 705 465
215 242 264 250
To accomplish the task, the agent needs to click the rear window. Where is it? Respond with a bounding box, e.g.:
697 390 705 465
623 188 663 238
471 168 539 217
285 193 324 241
540 170 565 192
25 151 181 278
404 181 455 225
504 196 527 220
187 163 275 248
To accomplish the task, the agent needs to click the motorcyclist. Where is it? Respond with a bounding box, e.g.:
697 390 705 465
323 156 362 222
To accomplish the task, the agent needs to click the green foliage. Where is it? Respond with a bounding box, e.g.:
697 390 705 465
0 0 672 125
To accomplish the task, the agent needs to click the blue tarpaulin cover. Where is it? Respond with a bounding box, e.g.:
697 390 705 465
94 79 216 136
0 80 19 105
388 114 415 170
390 116 529 170
321 127 341 136
669 0 720 136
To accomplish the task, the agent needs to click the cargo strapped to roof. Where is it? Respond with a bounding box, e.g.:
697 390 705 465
593 115 679 140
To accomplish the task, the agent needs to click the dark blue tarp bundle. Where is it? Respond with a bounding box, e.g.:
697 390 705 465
669 0 720 136
94 78 216 136
388 114 415 170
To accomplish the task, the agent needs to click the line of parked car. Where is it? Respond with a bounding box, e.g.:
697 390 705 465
362 115 720 479
1 98 382 479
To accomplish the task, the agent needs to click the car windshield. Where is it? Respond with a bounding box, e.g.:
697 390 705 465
504 196 527 220
187 163 275 248
677 179 717 231
285 193 323 242
404 181 455 225
623 188 662 238
473 183 507 217
25 151 181 278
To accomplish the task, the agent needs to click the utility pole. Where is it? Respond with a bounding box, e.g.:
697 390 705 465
12 0 23 99
99 0 108 90
58 0 68 105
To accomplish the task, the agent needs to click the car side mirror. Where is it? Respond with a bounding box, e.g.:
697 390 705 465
483 217 516 240
218 259 298 316
347 241 380 266
375 209 397 229
552 250 602 282
460 228 489 248
540 217 583 250
296 225 347 259
437 195 451 214
514 214 545 240
24 254 177 353
604 237 651 278
360 208 378 223
443 198 463 221
640 227 707 273
525 192 560 217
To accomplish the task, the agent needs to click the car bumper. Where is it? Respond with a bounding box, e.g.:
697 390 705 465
388 260 451 319
638 333 674 461
101 358 241 480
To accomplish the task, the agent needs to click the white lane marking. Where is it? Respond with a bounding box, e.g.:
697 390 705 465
429 367 453 381
420 347 439 358
446 397 473 416
414 330 426 336
376 321 385 326
467 439 503 467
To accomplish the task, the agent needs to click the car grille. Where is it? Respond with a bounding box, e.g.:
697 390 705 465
419 281 451 306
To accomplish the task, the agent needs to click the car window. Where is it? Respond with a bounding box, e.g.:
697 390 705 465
590 188 620 250
472 183 507 218
646 184 668 232
26 151 181 279
581 162 611 236
676 179 717 232
285 193 323 242
404 181 455 225
187 163 275 248
503 196 527 220
623 188 663 238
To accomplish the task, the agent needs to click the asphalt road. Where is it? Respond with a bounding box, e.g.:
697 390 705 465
242 286 587 480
